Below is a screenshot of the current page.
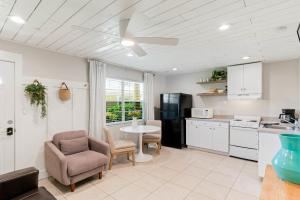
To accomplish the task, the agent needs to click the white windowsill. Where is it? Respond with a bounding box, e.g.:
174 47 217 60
106 119 145 127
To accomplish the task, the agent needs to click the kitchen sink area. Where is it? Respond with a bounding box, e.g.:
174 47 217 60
263 124 297 130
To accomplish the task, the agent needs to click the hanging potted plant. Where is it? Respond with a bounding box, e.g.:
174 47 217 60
25 80 47 118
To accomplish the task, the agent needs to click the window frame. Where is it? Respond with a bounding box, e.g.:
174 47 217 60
105 77 144 126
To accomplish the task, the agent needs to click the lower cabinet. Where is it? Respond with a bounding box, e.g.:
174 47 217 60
186 119 229 153
258 132 281 177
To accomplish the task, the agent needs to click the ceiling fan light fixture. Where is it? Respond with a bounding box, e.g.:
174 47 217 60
121 39 135 46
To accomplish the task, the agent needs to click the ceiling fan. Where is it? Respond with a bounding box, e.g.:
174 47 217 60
72 14 179 57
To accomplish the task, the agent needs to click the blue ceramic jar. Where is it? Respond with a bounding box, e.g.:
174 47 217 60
272 133 300 184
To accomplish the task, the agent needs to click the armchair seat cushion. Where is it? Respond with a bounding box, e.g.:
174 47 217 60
143 133 161 140
114 140 136 150
66 151 108 176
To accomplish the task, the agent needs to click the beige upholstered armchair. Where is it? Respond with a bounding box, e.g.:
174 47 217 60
103 127 136 170
44 130 109 192
143 120 162 154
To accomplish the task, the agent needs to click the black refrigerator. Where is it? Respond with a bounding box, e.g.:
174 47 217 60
160 93 192 149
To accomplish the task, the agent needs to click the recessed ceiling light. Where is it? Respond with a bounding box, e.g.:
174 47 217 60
121 39 135 46
242 56 250 60
219 24 230 31
8 15 25 24
172 67 178 71
127 53 133 57
0 78 3 85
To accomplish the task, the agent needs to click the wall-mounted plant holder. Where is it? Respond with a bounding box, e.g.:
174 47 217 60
58 82 71 101
24 79 47 118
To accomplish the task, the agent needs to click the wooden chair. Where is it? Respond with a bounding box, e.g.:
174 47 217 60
103 127 136 170
143 120 162 154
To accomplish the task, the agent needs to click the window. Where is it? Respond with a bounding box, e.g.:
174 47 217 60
105 78 144 124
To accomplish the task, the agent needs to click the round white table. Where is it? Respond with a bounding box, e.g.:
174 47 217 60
120 125 161 162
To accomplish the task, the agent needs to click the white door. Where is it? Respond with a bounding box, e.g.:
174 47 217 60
243 63 262 94
0 60 15 174
227 65 244 95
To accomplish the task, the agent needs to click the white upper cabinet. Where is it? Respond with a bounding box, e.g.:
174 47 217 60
228 65 244 95
227 62 262 99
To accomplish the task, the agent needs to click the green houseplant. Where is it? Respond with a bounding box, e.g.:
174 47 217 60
211 70 227 81
25 80 47 118
128 110 141 127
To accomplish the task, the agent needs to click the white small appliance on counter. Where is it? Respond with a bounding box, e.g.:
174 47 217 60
191 108 213 119
229 115 261 161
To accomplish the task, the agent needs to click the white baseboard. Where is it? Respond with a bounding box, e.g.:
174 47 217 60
39 169 49 180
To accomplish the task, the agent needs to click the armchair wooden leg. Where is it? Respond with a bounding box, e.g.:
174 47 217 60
109 155 113 170
99 171 102 179
132 151 135 166
70 183 75 192
157 142 160 154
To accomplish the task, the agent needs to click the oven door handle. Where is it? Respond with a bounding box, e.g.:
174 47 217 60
230 126 258 132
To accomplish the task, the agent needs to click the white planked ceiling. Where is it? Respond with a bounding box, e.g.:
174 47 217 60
0 0 300 73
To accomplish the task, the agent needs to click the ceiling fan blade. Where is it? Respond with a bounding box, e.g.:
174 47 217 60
134 37 179 46
130 44 147 57
119 19 130 38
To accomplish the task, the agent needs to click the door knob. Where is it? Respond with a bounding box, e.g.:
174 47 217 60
7 127 13 136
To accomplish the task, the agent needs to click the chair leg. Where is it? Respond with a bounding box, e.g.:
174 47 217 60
109 155 113 170
127 152 130 160
99 171 102 179
132 151 135 166
70 183 75 192
157 142 160 154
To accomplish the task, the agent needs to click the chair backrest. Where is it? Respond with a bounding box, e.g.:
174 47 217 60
103 127 115 151
146 120 162 127
146 120 162 134
52 130 87 149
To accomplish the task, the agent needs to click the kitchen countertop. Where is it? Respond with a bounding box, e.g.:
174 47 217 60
186 115 233 123
259 119 300 134
258 127 300 135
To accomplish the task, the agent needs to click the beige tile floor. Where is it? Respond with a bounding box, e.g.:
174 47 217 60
40 147 261 200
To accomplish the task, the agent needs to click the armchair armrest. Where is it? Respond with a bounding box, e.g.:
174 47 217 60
0 167 38 200
88 137 110 157
44 141 69 185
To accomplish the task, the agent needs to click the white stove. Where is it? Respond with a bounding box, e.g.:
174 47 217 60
229 116 261 161
230 115 261 129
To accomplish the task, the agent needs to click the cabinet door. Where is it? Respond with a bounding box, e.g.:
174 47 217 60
196 122 212 149
227 65 244 95
186 120 195 146
258 132 281 177
212 127 229 153
243 63 262 94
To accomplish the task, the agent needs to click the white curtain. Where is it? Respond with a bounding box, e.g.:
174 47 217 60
89 60 106 139
144 72 154 120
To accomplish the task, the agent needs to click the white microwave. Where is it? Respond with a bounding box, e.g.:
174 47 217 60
191 108 213 119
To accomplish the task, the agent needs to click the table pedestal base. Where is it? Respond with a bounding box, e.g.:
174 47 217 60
135 152 153 163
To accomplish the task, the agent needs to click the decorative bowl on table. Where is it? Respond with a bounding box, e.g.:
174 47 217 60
272 133 300 184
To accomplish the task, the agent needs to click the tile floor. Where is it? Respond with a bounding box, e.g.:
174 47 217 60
40 147 262 200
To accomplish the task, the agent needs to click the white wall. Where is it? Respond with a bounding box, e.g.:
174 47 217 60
0 39 88 81
164 60 300 117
